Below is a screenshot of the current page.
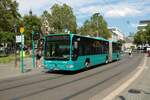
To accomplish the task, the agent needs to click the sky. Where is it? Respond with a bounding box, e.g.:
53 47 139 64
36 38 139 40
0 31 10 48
16 0 150 36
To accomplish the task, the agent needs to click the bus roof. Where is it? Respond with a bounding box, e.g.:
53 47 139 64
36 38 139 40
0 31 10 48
72 34 109 42
46 33 117 42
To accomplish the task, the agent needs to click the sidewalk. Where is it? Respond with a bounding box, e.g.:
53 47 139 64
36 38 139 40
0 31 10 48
114 55 150 100
0 57 44 80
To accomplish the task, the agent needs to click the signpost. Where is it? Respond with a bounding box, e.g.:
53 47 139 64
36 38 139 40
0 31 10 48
16 35 24 43
20 27 24 73
32 31 35 68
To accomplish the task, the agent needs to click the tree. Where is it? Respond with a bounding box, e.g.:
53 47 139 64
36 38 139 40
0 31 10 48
23 12 41 46
0 0 20 32
79 20 91 35
117 39 126 46
61 4 77 33
134 30 147 45
41 10 54 34
0 0 20 49
145 23 150 44
134 23 150 46
79 13 111 39
41 4 77 33
0 31 15 46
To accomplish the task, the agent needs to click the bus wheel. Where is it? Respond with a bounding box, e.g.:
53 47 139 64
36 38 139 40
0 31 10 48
105 57 108 64
105 58 108 64
85 62 90 68
117 55 119 61
85 58 90 68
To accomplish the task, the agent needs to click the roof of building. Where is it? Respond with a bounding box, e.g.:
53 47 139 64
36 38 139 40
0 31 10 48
139 20 150 24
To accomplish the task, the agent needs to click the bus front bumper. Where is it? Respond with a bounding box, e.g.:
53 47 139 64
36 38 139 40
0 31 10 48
43 61 75 71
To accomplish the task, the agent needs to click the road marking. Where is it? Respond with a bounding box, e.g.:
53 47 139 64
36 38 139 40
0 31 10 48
100 55 147 100
90 55 147 100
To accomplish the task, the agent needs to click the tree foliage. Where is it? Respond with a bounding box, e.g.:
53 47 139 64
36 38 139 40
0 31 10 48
0 0 20 47
79 13 111 39
117 39 126 46
0 31 14 44
0 0 20 32
23 13 41 46
41 4 77 33
134 23 150 45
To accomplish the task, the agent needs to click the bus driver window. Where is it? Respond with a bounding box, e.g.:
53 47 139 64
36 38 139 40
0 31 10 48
72 41 78 59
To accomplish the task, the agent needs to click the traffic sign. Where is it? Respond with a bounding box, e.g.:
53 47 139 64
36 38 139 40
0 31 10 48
20 27 24 33
16 35 24 43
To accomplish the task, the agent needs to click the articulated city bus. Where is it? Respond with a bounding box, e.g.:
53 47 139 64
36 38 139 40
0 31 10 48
43 34 121 71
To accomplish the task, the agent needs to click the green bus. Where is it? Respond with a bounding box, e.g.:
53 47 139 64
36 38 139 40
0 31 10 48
43 33 121 71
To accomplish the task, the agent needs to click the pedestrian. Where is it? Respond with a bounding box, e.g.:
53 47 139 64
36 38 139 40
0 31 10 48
36 49 42 68
148 50 150 57
129 49 132 57
15 50 20 70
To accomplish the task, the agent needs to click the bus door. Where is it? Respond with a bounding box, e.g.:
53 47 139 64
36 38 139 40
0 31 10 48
72 36 79 61
109 41 112 62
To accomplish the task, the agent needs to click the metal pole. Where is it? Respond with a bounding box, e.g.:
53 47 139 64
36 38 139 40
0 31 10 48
12 0 17 68
20 32 24 73
32 31 35 68
95 13 100 37
14 20 17 67
97 15 99 37
30 10 35 68
97 13 99 37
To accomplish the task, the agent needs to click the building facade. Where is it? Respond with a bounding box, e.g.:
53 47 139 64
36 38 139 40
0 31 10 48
124 36 136 50
137 20 150 31
108 27 125 51
108 27 125 42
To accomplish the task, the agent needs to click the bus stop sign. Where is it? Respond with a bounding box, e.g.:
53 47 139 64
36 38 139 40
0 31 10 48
20 27 24 33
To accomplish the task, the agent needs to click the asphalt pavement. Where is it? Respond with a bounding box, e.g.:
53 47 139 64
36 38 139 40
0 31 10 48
113 54 150 100
0 53 146 100
0 57 43 80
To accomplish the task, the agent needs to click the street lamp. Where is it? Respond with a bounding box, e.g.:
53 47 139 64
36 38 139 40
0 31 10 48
29 10 36 68
29 9 32 16
95 12 100 37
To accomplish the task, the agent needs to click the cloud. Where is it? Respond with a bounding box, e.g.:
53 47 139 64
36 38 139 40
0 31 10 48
16 0 150 24
16 0 99 15
79 5 101 14
16 0 56 15
16 0 150 18
130 23 138 28
78 1 149 18
104 5 141 18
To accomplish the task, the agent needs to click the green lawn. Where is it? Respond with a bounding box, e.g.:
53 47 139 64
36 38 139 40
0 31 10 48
0 54 15 64
0 54 30 64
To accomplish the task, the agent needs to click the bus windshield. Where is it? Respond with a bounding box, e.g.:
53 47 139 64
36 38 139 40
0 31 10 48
45 35 70 60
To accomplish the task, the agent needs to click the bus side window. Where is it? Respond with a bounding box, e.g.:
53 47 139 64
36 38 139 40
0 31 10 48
72 41 79 59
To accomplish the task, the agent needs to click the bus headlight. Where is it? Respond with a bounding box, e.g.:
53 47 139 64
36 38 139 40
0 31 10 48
67 64 74 68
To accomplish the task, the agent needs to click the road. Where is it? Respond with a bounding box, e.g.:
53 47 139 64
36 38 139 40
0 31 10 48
0 53 144 100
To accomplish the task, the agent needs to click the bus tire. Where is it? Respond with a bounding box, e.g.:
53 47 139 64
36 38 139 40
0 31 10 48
117 55 119 61
105 56 108 64
85 62 90 68
85 58 90 68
